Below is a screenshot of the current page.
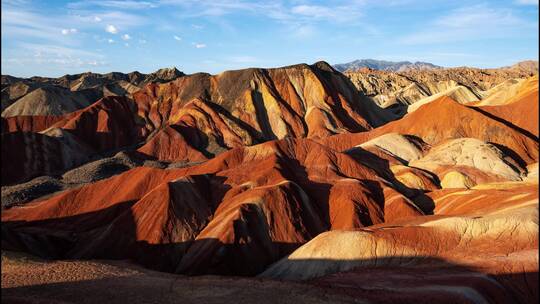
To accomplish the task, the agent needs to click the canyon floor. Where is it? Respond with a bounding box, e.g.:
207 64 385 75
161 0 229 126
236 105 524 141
2 251 365 304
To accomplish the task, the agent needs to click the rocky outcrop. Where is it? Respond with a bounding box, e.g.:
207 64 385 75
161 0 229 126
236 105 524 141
321 96 538 167
1 96 144 185
344 63 537 110
409 138 524 183
1 68 185 117
131 62 391 150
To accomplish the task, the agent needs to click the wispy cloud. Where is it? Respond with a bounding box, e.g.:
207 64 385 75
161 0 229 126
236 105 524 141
193 43 206 48
68 1 158 10
2 2 146 39
515 0 538 5
4 42 108 71
290 4 363 22
173 35 182 41
71 11 148 29
121 34 131 40
1 7 77 43
20 42 103 58
2 0 31 5
163 0 364 23
399 4 536 44
161 0 260 17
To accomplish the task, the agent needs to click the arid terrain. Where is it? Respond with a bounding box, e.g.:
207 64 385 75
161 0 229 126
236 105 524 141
1 60 538 304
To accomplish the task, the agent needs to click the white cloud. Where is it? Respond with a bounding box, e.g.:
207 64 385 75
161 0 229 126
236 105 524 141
121 34 131 40
139 39 147 44
174 35 182 41
61 28 78 35
108 38 115 43
82 11 146 29
105 24 118 34
194 43 206 48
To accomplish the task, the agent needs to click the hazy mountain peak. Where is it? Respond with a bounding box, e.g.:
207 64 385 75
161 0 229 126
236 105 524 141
333 59 442 72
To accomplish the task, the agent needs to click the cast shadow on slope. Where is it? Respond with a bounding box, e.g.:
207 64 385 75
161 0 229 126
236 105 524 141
1 128 144 186
469 106 538 141
1 196 302 277
1 163 427 279
1 255 537 304
2 192 537 303
344 145 436 215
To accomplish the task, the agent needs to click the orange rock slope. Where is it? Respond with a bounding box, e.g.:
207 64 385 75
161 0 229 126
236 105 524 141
1 62 538 303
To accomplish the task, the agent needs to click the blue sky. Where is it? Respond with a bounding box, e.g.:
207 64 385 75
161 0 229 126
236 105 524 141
1 0 538 77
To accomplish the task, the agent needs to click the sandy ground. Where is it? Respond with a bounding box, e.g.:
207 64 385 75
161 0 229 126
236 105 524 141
1 251 366 304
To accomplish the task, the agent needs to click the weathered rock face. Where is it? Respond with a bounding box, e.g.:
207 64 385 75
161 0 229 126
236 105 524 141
1 61 538 303
409 138 524 183
260 183 538 303
1 96 144 185
477 75 539 137
321 96 539 167
130 62 390 156
344 63 537 110
1 68 185 117
2 86 103 117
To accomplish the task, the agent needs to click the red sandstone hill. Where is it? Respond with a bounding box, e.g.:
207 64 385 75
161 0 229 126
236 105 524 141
130 62 391 154
1 62 392 185
476 75 539 137
321 95 538 166
3 138 425 275
1 62 538 303
1 96 144 185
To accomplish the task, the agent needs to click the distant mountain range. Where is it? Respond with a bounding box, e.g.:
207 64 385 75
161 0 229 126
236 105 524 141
333 59 540 73
1 67 185 114
333 59 442 72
